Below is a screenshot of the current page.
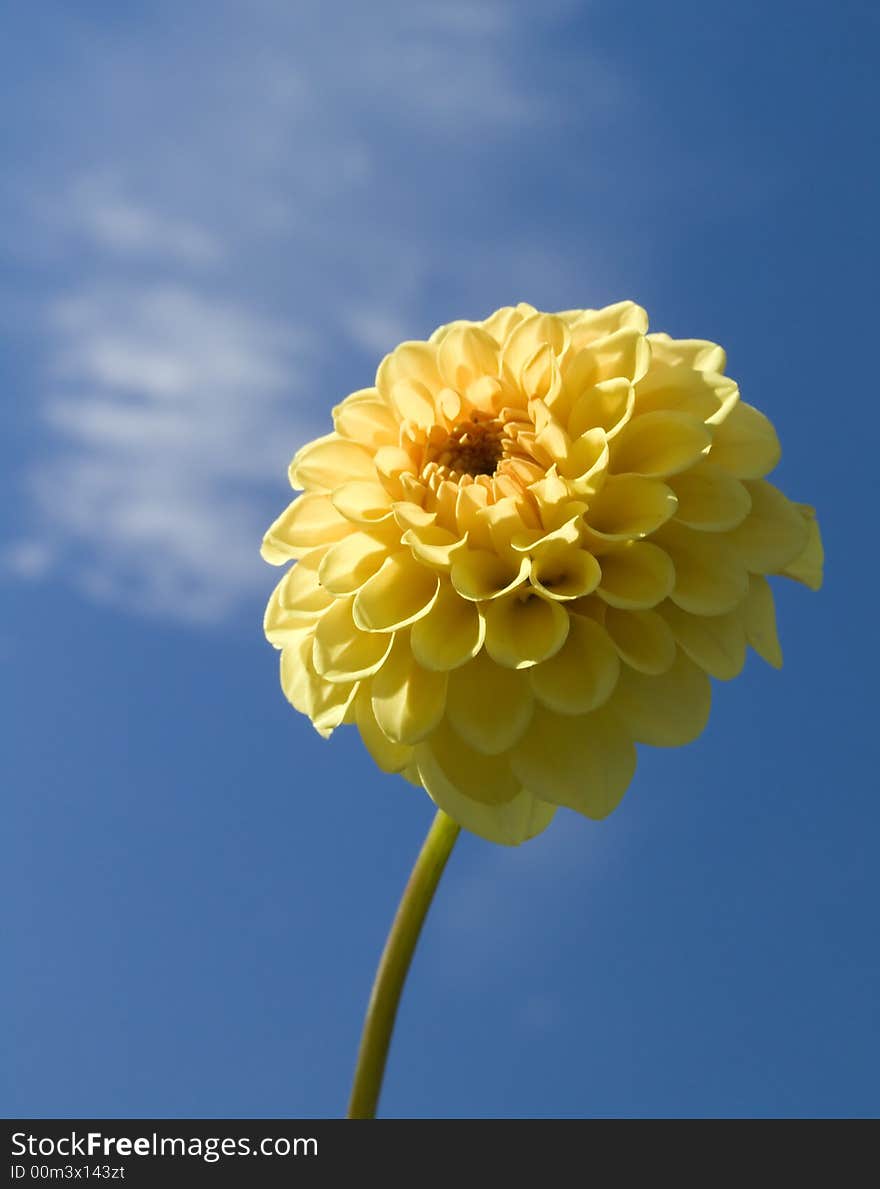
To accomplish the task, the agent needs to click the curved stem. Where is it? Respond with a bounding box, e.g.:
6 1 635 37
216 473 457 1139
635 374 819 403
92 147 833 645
347 808 461 1119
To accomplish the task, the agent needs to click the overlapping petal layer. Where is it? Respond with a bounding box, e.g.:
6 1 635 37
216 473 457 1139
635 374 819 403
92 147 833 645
264 302 823 844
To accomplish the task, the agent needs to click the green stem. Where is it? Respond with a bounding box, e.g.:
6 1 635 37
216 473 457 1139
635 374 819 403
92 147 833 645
347 808 461 1119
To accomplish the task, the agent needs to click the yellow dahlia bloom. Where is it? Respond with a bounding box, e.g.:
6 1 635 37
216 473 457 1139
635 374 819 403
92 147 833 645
262 302 822 846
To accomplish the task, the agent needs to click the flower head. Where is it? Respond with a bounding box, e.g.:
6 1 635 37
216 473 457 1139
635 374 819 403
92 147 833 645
262 302 822 845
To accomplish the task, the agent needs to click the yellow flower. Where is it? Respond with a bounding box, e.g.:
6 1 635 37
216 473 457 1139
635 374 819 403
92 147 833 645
262 302 823 845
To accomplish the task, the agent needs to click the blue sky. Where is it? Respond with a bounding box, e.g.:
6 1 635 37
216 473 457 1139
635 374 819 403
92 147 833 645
3 0 878 1118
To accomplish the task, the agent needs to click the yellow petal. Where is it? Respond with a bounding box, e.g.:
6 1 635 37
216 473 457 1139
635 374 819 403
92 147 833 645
666 462 751 532
354 687 413 774
401 525 468 571
609 649 711 747
416 722 556 845
370 635 448 744
597 541 676 609
585 474 678 539
483 589 570 669
409 581 485 671
353 553 440 631
317 532 390 595
312 597 394 682
289 435 376 491
724 480 810 574
742 574 783 668
437 324 500 390
260 492 351 563
510 705 636 820
264 577 321 648
566 301 649 347
331 480 394 525
780 504 823 591
376 341 443 400
529 544 602 600
634 365 738 425
604 606 677 675
582 327 651 385
280 634 358 738
659 602 746 680
656 522 748 615
610 410 712 477
449 549 530 601
333 395 399 449
567 377 634 440
646 334 727 373
709 400 781 478
528 614 620 714
502 312 568 385
446 650 534 754
273 549 335 618
390 379 436 429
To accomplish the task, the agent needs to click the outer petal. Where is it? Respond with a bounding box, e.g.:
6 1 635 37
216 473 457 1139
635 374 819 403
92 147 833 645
528 614 620 714
780 505 823 591
608 649 711 747
585 474 678 539
370 635 448 745
354 687 413 774
603 606 677 675
709 401 781 478
261 493 351 563
409 581 485 671
289 435 377 491
742 574 783 668
317 532 391 595
446 650 534 755
353 553 440 631
483 589 570 669
510 705 637 819
656 522 749 615
450 549 530 601
659 602 747 680
666 462 751 532
312 597 395 682
416 722 556 846
610 411 711 477
724 480 810 574
280 634 358 738
597 541 676 610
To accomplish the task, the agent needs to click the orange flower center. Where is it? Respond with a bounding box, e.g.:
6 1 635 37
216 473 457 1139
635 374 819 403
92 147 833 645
428 417 505 478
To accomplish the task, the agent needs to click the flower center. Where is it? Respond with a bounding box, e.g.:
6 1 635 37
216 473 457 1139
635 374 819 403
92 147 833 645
429 417 504 477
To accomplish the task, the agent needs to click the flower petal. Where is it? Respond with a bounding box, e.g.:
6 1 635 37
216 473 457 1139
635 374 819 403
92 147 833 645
354 687 413 773
646 334 727 373
317 532 391 595
597 542 676 609
289 435 377 491
261 493 352 563
409 581 485 671
657 522 749 615
667 462 751 532
724 480 810 574
331 480 394 525
585 475 678 539
334 395 400 449
742 574 783 668
370 635 448 744
510 705 636 819
353 553 440 631
609 649 711 747
529 545 602 601
449 549 530 601
312 597 395 682
528 613 620 714
437 324 500 390
483 588 570 668
709 400 781 478
417 723 556 846
604 606 677 675
567 377 634 440
610 411 712 478
446 650 534 754
659 602 746 680
280 634 358 738
780 505 823 591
